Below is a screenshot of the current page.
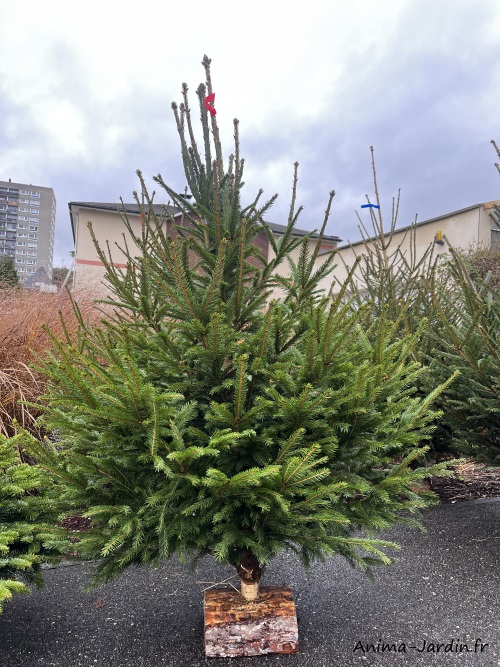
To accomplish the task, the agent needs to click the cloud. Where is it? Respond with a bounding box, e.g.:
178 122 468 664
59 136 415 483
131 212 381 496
0 0 499 264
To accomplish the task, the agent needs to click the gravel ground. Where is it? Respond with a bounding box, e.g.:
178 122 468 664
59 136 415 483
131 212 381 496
1 498 499 667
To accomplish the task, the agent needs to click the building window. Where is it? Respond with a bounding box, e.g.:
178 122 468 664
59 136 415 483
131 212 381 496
19 198 29 204
18 216 28 221
16 250 26 255
28 234 38 240
20 190 29 195
15 258 24 264
30 191 40 197
18 225 27 229
17 268 24 273
30 210 39 215
29 226 38 231
29 218 39 223
18 233 27 238
30 201 40 207
17 242 25 247
27 243 37 248
19 207 28 212
26 260 35 265
26 269 34 274
27 251 36 257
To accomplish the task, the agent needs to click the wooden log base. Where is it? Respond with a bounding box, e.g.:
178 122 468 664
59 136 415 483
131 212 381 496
204 586 299 658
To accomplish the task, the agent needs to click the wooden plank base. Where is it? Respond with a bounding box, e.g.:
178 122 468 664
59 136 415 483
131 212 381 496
204 586 299 658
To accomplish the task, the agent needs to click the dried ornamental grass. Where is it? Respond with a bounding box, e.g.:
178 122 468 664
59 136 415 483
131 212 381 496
0 287 100 436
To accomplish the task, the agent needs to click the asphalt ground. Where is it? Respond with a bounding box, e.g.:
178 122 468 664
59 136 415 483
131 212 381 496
1 498 499 667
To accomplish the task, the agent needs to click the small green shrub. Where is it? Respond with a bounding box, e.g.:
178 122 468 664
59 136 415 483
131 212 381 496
0 431 66 612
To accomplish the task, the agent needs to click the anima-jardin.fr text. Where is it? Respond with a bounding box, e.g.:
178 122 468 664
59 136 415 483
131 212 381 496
353 638 489 654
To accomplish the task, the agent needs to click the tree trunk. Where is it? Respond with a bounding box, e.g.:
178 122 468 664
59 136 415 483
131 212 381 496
236 552 262 601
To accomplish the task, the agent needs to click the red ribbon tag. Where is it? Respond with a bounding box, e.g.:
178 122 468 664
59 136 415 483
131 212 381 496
204 93 216 116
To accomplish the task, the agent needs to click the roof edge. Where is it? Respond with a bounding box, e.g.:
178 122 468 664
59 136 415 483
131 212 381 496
337 202 489 250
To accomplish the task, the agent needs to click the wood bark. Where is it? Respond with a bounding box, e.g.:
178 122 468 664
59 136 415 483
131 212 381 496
204 587 299 658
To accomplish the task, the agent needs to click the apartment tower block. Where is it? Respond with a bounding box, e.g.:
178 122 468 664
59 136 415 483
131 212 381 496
0 179 56 281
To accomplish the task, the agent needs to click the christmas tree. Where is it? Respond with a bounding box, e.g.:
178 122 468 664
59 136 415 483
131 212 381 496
0 432 66 612
425 245 500 465
32 56 453 600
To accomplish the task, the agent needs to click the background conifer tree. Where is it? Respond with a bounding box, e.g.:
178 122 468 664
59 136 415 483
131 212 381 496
0 257 19 289
424 247 499 465
421 141 500 466
32 56 453 600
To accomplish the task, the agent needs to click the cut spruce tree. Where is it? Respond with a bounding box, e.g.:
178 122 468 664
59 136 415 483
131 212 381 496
421 140 500 464
32 56 454 604
424 245 500 465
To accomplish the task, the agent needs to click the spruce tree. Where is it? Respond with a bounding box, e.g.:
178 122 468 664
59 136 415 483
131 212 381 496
336 146 444 352
425 246 500 465
32 56 453 600
420 140 500 464
0 257 19 288
0 432 66 612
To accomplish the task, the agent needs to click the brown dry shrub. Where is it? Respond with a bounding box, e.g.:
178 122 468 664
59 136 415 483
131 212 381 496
0 287 101 437
462 245 500 290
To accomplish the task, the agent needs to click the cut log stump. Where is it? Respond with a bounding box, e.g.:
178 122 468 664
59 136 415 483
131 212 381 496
204 586 299 658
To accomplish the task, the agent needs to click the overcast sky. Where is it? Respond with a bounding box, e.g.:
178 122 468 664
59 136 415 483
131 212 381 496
1 0 499 267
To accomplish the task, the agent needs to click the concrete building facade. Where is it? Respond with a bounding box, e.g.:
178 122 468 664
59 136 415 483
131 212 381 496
0 179 56 282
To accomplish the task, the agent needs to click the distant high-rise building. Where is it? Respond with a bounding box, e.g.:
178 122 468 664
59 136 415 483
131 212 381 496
0 179 56 282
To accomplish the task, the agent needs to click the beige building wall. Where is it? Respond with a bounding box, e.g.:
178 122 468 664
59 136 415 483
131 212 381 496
72 200 498 298
71 203 339 294
72 206 147 291
320 201 499 294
